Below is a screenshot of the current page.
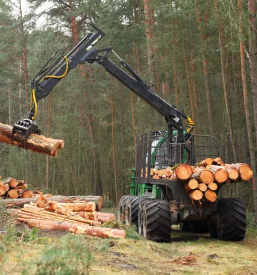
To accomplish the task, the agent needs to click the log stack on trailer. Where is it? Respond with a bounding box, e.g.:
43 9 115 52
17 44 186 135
148 157 253 204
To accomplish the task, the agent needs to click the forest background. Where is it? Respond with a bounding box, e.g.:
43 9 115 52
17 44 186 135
0 0 257 217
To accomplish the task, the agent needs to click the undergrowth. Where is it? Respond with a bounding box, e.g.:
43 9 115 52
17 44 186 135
247 212 257 228
22 234 94 275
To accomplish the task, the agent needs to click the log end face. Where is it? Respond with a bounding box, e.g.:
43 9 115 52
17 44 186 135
176 164 193 180
215 169 229 184
240 164 253 181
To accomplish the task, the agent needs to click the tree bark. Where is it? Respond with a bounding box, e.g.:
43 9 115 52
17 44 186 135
182 20 195 127
214 0 236 160
248 0 257 147
1 195 103 210
111 90 118 204
143 0 156 88
0 123 64 157
194 0 213 134
238 0 257 218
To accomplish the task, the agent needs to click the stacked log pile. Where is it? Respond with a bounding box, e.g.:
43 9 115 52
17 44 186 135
149 157 253 203
16 194 125 239
0 177 33 199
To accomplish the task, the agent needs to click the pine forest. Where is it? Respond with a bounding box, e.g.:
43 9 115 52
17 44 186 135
1 0 257 218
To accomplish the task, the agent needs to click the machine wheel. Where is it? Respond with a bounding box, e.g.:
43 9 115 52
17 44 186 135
211 198 246 241
141 199 171 242
118 195 131 223
179 221 190 232
138 199 149 235
125 196 145 228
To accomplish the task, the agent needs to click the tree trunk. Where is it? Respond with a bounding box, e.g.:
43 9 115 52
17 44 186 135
68 0 103 196
182 20 195 127
172 19 179 106
111 89 118 203
194 0 213 134
248 0 257 147
18 0 29 102
238 0 257 218
214 0 236 160
143 0 156 88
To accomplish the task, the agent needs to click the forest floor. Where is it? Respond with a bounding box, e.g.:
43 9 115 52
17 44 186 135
1 207 257 275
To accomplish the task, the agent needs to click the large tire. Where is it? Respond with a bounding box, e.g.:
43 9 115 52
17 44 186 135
138 199 149 235
211 198 246 241
125 196 145 228
118 195 131 223
142 199 171 242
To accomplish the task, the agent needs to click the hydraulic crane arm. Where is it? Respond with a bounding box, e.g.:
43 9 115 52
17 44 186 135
11 23 194 146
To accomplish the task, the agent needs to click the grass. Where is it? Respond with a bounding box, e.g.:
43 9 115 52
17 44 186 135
0 206 257 275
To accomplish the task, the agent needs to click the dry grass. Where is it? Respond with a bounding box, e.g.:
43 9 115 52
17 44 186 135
0 227 256 275
0 206 257 275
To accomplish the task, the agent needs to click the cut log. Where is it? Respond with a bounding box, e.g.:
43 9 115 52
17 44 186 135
0 181 3 186
0 195 103 210
200 158 213 166
21 205 101 226
188 190 203 201
70 226 126 239
212 157 222 165
57 202 96 212
199 170 214 184
208 182 218 191
191 167 205 180
95 212 116 223
175 164 193 180
226 168 239 181
152 174 160 179
0 122 64 157
158 169 165 177
7 189 18 199
163 168 173 177
184 179 199 191
0 186 6 195
18 216 126 239
3 178 18 188
21 190 33 198
198 183 208 192
77 212 96 221
207 165 229 183
17 184 28 190
18 210 99 227
3 184 9 192
204 190 217 202
153 168 158 174
225 163 253 181
169 172 178 180
150 168 154 176
17 180 25 186
17 217 79 231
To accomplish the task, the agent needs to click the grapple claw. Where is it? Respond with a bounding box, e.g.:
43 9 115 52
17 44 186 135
11 119 41 149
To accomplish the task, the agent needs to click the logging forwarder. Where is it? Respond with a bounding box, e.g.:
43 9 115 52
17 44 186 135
12 22 246 242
